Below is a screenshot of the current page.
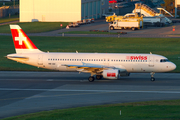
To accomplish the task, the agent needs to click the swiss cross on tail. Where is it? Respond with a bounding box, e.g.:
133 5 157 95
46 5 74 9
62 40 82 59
10 25 42 53
15 32 26 45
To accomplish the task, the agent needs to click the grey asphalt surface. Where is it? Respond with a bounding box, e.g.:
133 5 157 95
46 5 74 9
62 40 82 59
0 71 180 119
0 20 19 26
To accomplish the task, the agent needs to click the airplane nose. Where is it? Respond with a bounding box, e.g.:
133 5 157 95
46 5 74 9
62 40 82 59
170 62 176 71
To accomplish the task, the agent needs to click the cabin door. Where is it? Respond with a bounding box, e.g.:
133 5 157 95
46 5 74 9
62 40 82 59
149 55 154 67
38 55 43 66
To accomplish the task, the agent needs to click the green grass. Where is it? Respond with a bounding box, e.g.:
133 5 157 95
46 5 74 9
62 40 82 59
0 15 19 24
62 31 120 34
0 22 69 33
3 99 180 120
1 36 180 72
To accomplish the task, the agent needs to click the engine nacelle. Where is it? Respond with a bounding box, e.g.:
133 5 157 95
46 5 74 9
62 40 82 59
103 69 120 79
120 72 130 76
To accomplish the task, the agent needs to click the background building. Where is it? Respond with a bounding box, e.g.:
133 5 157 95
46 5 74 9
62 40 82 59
175 0 180 18
20 0 109 22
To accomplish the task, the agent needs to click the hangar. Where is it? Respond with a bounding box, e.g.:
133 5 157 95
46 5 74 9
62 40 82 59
175 0 180 18
20 0 109 22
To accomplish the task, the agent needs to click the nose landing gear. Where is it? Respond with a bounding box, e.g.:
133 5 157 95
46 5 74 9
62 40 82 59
150 72 155 81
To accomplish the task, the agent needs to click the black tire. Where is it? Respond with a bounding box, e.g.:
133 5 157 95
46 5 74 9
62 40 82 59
110 26 114 30
132 27 135 31
150 77 155 81
88 76 95 82
96 75 103 80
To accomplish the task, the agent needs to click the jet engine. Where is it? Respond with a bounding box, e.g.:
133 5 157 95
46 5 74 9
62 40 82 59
120 72 130 76
102 69 120 79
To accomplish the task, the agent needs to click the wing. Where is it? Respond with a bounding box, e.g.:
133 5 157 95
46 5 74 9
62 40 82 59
62 62 124 74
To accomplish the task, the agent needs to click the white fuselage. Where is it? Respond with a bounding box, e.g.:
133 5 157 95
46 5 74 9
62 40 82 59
7 52 176 73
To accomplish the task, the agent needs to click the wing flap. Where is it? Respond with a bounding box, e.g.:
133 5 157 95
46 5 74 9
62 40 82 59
62 62 115 73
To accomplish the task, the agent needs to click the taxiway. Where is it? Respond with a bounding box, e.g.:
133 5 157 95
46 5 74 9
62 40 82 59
0 71 180 118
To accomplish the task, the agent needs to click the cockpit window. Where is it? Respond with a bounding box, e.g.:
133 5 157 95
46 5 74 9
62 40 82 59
160 59 170 62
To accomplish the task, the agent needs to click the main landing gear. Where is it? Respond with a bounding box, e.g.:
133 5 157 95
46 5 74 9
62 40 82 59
96 75 103 80
88 76 95 82
150 72 155 81
88 75 103 82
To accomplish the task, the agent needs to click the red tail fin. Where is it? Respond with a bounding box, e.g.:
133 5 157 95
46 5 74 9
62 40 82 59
10 25 42 53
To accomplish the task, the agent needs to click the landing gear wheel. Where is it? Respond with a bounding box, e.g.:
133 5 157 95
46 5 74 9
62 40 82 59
132 27 135 31
88 76 95 82
150 72 155 82
110 26 114 30
96 75 103 80
151 77 155 81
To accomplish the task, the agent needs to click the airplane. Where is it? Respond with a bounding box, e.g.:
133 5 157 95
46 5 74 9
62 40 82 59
6 25 176 82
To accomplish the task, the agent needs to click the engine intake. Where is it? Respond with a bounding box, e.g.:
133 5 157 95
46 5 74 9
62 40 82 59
103 69 120 79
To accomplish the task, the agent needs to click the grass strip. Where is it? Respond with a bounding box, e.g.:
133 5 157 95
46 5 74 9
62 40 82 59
0 22 69 33
0 18 19 24
0 15 19 23
2 99 180 120
0 36 180 72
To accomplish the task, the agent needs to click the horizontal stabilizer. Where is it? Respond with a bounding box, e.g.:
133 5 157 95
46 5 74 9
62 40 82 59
6 55 29 60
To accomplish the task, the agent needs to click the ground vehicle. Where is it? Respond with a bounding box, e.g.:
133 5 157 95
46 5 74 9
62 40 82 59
106 14 117 22
102 12 115 18
123 13 166 25
109 0 117 3
109 19 143 30
106 12 142 23
133 3 172 23
68 22 79 27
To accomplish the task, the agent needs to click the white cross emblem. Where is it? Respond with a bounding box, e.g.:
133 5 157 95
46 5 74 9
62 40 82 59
15 32 26 45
